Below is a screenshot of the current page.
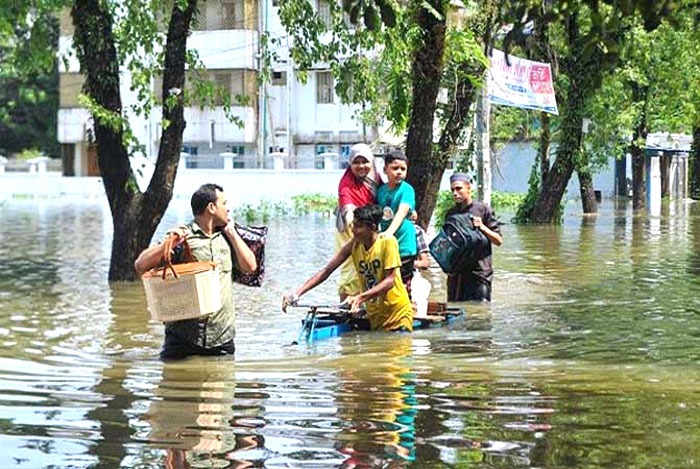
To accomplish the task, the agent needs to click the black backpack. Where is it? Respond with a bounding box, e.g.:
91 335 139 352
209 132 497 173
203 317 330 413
429 213 491 274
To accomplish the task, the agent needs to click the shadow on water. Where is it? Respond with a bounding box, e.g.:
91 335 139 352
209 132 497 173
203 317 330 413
2 198 700 468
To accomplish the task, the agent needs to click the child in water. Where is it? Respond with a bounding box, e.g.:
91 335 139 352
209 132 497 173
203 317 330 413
282 204 413 332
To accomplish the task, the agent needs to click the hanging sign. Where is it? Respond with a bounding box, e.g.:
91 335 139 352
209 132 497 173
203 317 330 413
487 49 559 115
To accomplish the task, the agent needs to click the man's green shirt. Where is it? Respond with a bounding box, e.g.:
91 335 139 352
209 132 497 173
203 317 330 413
165 221 236 348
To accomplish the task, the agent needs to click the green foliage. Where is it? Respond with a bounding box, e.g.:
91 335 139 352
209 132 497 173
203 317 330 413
16 148 43 161
228 194 337 223
0 8 59 157
490 191 525 211
291 193 337 215
433 189 524 228
513 154 563 224
277 0 434 133
489 0 691 224
491 107 541 144
432 190 455 229
513 158 543 224
232 200 289 224
579 14 700 181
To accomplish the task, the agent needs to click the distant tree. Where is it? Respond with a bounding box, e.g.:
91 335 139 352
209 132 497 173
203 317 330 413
0 9 58 157
501 0 692 223
582 15 699 208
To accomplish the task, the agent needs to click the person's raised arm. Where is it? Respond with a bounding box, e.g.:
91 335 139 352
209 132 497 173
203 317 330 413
382 203 410 238
222 222 257 273
134 227 187 275
471 216 503 246
347 268 396 312
281 240 353 312
134 243 165 276
344 209 355 229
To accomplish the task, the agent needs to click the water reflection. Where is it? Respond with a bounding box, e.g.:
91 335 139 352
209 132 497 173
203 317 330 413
145 358 240 467
2 198 700 468
333 335 416 467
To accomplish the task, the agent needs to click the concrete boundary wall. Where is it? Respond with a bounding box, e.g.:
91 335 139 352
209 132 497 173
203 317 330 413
0 170 454 207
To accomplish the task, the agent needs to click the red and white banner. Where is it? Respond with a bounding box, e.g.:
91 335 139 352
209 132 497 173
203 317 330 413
487 49 559 115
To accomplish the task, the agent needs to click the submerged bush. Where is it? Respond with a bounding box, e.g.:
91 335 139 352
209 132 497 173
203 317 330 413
232 191 523 226
231 193 336 223
434 190 524 228
291 193 336 216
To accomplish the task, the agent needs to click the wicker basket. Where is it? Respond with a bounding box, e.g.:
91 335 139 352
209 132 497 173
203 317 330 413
142 261 222 322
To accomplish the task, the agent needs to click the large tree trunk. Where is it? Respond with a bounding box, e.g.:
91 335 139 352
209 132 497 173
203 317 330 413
404 0 447 227
72 0 196 281
577 169 597 214
529 76 585 222
690 119 700 200
529 12 611 223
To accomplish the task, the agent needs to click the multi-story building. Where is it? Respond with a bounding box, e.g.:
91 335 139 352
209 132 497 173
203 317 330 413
57 0 379 176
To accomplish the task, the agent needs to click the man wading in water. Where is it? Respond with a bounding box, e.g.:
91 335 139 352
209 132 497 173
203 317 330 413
135 183 257 359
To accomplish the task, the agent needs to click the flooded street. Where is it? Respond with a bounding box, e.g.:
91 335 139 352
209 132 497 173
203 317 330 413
1 198 699 468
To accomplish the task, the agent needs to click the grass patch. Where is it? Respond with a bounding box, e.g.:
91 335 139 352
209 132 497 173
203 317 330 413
231 193 336 224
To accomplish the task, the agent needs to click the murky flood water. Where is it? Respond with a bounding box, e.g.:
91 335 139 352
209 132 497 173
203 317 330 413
1 198 700 468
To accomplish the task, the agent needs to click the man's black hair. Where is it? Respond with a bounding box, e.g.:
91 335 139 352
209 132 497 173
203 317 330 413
384 148 408 165
354 204 383 230
191 183 224 215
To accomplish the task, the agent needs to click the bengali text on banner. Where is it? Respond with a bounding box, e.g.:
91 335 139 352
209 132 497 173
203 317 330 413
487 49 559 115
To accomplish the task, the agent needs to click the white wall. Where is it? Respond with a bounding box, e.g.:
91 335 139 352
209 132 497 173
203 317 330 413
0 170 455 205
57 109 90 143
180 107 258 144
189 30 258 70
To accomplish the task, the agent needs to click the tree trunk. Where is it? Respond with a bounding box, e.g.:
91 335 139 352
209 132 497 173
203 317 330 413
614 155 628 197
630 144 646 210
529 77 585 223
630 121 648 210
577 169 597 214
72 0 197 281
404 0 447 228
539 111 551 183
690 120 700 200
528 11 611 224
629 81 649 210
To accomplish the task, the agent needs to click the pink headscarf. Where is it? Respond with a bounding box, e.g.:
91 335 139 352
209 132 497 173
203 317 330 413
336 143 383 231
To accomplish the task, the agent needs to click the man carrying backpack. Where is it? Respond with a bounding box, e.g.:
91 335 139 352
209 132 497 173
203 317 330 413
445 173 503 302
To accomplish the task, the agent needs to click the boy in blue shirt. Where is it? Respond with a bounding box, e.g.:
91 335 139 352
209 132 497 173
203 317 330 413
376 149 418 292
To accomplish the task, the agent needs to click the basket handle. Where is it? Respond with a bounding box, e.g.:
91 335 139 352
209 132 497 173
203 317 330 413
161 232 193 280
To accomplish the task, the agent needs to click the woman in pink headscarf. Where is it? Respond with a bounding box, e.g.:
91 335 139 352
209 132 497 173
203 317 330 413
335 143 383 299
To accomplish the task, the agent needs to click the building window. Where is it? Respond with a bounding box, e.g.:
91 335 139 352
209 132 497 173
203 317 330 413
316 71 334 104
221 0 243 29
227 145 245 156
271 71 287 86
317 0 332 27
339 144 351 169
182 145 198 156
155 69 254 106
316 144 336 169
181 145 198 169
195 0 244 30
